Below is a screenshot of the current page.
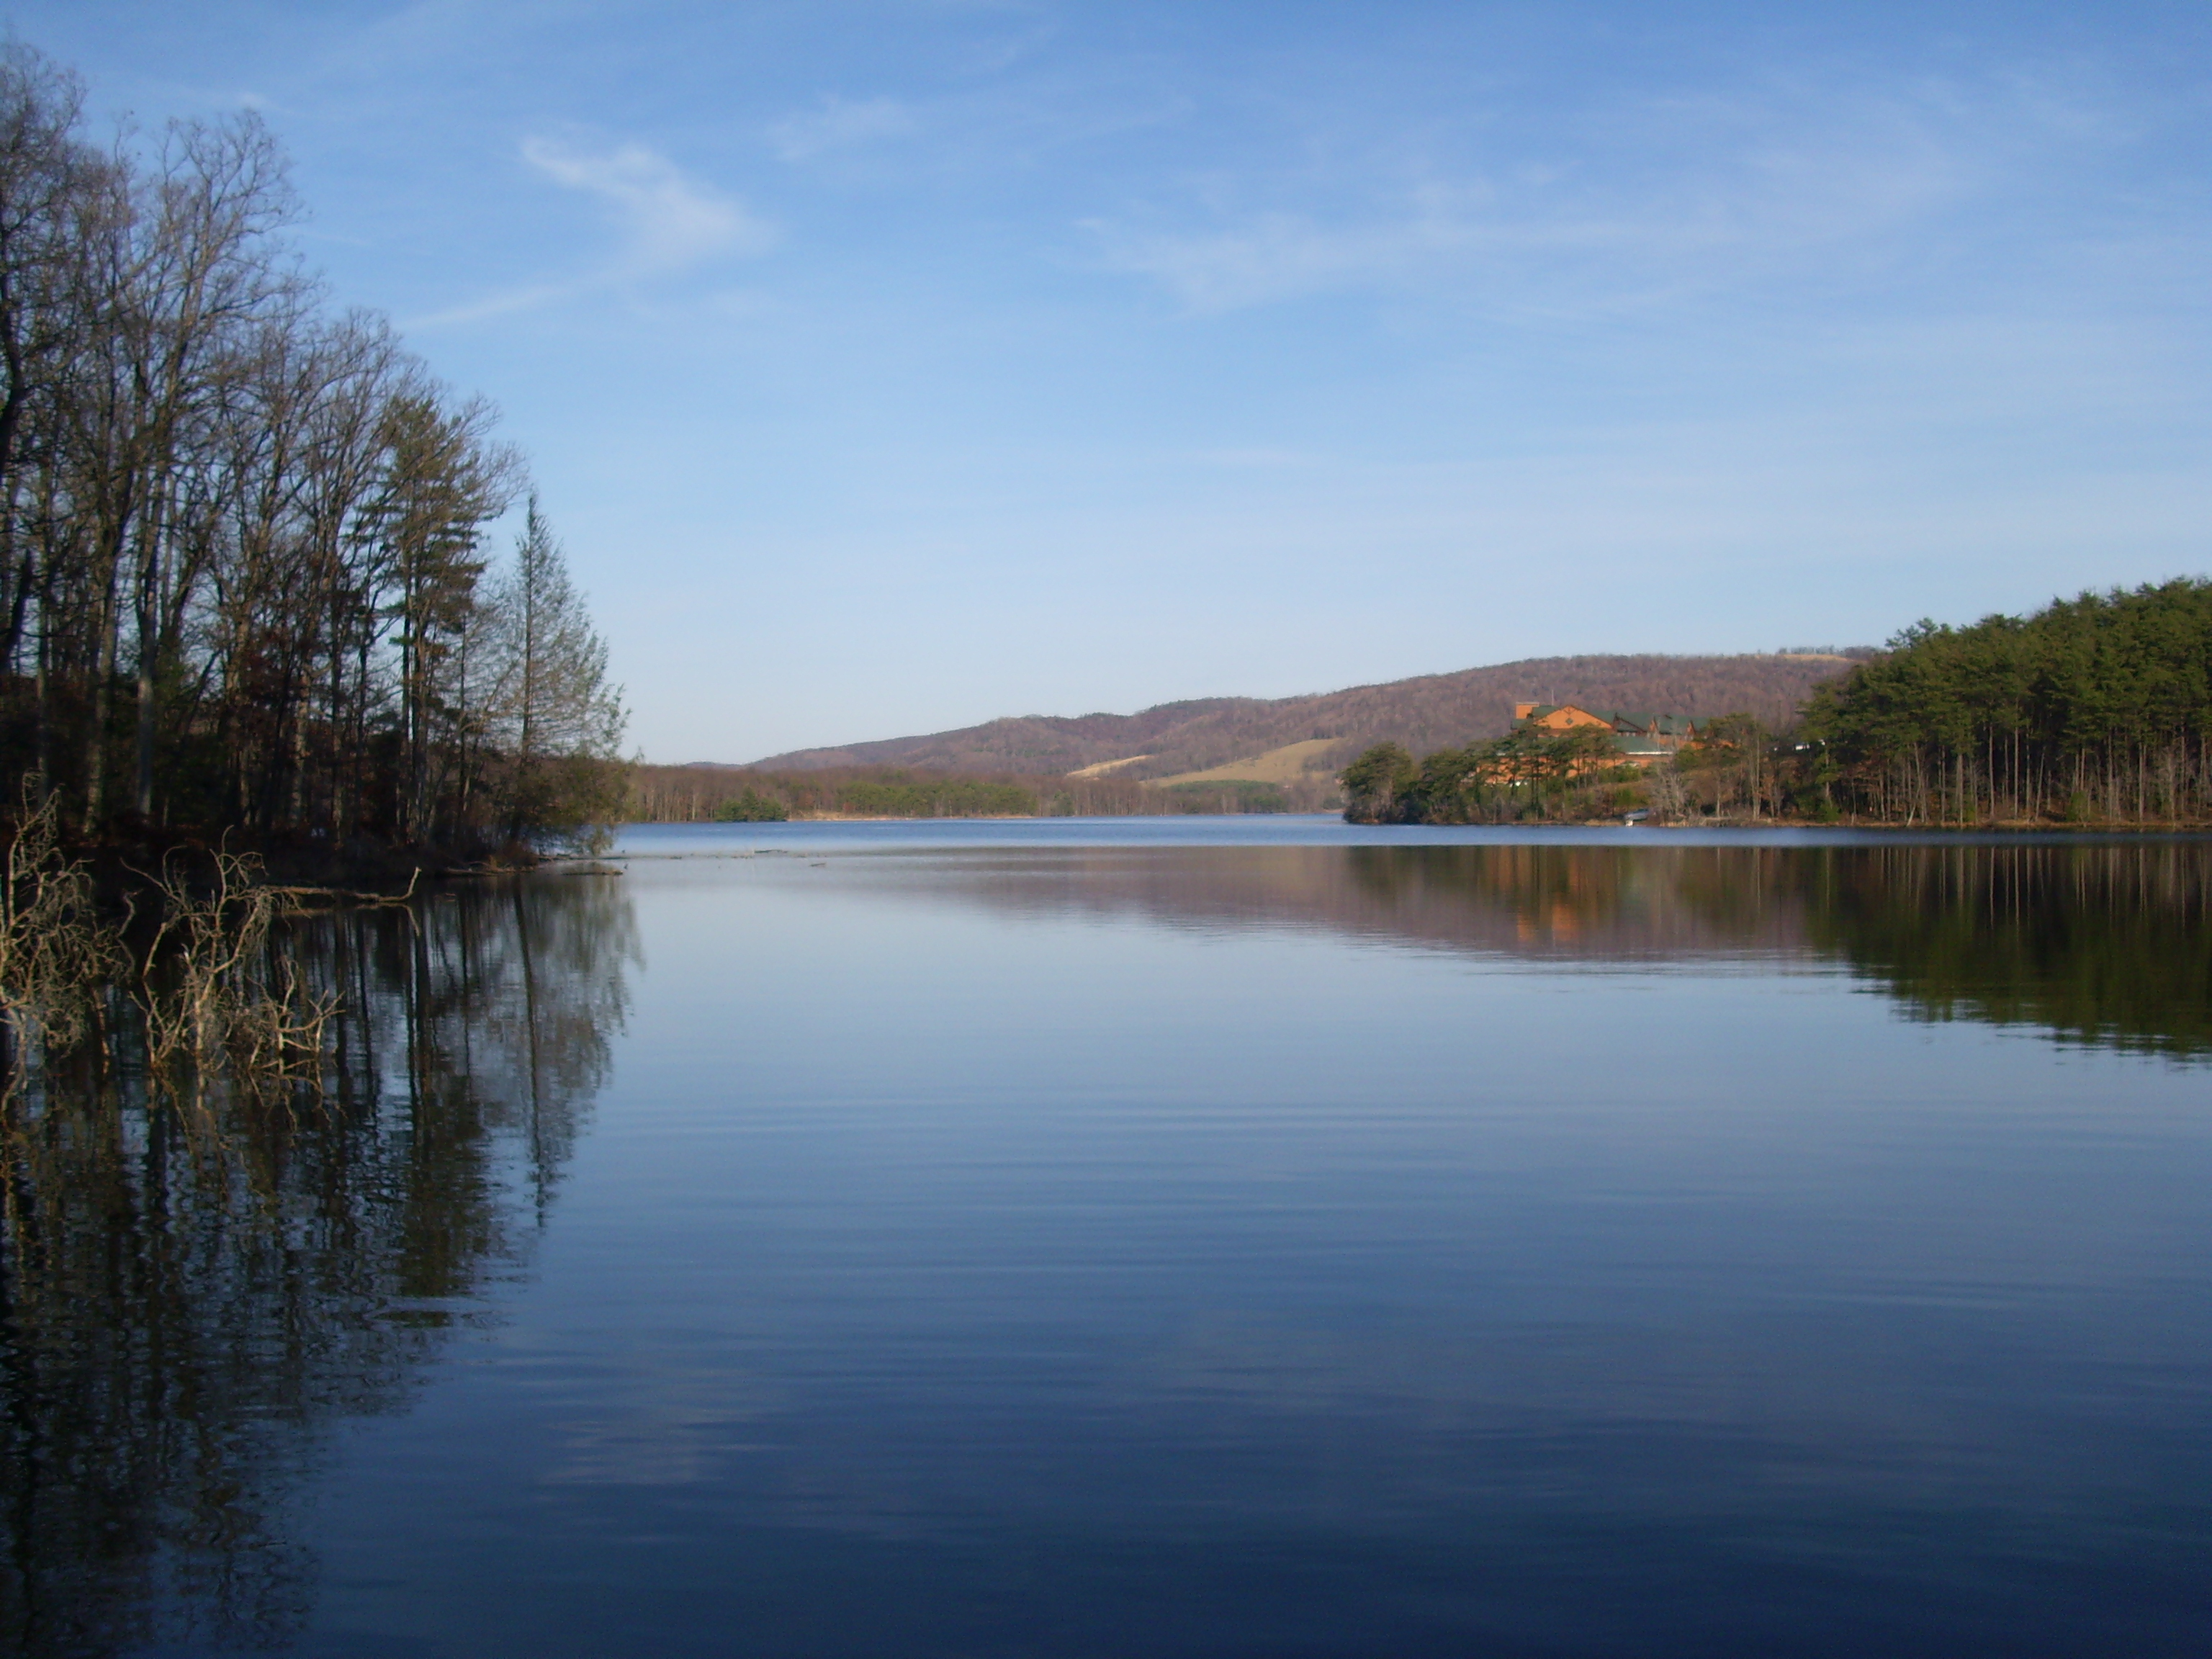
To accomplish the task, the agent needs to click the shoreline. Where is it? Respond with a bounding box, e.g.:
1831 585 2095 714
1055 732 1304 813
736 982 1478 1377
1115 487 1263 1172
631 812 2212 835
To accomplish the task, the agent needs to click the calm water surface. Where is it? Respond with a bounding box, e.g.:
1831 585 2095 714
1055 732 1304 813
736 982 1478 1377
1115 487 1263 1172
6 822 2210 1656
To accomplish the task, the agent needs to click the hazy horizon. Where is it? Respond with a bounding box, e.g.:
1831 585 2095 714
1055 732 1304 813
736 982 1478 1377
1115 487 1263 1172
17 1 2208 762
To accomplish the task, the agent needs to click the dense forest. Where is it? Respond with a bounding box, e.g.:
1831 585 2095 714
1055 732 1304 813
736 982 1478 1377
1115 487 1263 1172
628 765 1310 821
1347 582 2212 828
1802 578 2212 824
0 48 624 865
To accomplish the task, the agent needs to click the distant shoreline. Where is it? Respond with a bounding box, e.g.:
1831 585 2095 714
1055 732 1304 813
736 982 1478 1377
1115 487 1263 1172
617 812 2212 835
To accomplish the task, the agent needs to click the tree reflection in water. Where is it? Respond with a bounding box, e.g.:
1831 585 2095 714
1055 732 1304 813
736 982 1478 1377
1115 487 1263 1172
1334 842 2211 1056
884 840 2212 1058
1807 842 2212 1058
1345 840 2212 1056
0 875 637 1658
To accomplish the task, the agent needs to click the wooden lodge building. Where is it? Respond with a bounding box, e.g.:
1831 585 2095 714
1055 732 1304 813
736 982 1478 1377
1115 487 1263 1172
1511 703 1712 768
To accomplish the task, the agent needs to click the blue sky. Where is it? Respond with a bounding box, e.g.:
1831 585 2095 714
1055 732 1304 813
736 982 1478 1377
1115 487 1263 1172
9 2 2208 760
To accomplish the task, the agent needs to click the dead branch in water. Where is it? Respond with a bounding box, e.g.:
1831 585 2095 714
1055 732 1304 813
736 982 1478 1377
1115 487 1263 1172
135 847 341 1098
0 790 387 1115
258 870 422 913
0 789 124 1057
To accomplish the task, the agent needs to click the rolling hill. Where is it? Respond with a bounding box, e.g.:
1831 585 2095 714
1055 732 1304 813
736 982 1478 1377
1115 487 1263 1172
733 652 1870 783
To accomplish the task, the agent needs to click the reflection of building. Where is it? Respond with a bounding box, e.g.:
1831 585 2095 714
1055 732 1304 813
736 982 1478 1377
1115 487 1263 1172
1511 703 1712 768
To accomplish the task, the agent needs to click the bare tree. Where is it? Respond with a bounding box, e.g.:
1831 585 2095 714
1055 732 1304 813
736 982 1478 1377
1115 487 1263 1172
0 44 619 859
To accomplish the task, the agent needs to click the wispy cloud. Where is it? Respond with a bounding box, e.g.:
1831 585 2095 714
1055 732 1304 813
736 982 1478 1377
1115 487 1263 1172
1085 88 1995 315
404 280 576 330
413 135 775 327
521 135 778 273
1087 193 1485 313
768 95 917 162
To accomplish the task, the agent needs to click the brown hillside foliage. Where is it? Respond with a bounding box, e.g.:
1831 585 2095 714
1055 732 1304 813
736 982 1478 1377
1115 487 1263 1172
739 653 1866 781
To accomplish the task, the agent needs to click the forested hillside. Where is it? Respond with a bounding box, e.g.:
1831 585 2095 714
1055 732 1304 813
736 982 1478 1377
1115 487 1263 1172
0 48 625 861
745 652 1865 781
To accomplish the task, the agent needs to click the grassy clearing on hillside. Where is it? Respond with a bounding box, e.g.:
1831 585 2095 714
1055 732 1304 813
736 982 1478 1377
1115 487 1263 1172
1151 739 1344 786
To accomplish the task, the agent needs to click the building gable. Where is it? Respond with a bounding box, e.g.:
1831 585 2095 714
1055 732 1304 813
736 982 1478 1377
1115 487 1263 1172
1508 699 1719 767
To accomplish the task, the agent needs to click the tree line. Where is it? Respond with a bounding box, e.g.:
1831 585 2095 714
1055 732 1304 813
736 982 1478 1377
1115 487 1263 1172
628 765 1311 822
1800 577 2212 825
0 45 624 861
1345 580 2212 827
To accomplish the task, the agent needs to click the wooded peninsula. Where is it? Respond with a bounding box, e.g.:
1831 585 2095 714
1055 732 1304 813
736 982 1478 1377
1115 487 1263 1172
0 48 625 874
1345 580 2212 828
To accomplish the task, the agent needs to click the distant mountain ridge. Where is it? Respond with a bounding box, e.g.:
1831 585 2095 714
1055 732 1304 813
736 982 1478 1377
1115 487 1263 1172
732 652 1870 781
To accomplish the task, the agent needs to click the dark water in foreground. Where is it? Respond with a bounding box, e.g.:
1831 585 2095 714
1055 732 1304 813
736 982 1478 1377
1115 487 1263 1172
5 824 2210 1656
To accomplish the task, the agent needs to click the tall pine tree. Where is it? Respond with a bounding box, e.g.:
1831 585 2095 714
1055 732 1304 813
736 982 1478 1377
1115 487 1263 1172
484 496 626 850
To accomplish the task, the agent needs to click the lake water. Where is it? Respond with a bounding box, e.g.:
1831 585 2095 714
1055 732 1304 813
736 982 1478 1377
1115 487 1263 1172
6 820 2209 1656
